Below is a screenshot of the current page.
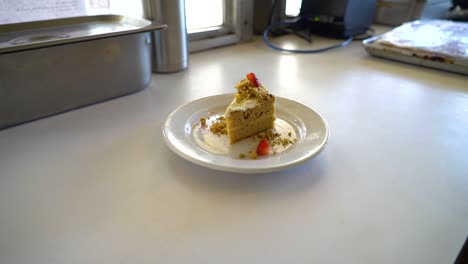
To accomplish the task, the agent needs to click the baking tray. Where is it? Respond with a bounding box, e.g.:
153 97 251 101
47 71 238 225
362 20 468 75
363 36 468 75
0 15 166 130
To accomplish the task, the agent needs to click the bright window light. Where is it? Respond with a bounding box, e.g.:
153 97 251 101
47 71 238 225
185 0 224 31
286 0 302 17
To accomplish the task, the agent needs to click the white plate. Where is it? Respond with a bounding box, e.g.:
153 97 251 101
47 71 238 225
162 94 329 174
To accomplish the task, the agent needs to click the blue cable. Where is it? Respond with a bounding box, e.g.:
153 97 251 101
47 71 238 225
263 20 354 53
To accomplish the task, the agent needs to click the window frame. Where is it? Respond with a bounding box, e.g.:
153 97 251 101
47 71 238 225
187 0 253 53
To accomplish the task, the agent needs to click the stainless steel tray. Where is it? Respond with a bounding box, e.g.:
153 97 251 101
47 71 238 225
0 15 166 54
0 15 166 129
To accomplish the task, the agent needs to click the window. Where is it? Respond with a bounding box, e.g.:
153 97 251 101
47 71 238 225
185 0 253 52
185 0 224 31
285 0 302 17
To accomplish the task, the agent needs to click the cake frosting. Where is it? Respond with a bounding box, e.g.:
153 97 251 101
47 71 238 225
225 99 258 116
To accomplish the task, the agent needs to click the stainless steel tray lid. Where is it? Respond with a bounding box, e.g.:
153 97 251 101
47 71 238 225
0 15 166 54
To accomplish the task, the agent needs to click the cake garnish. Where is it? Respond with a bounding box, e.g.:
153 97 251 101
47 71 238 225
233 75 272 104
200 117 207 127
246 72 260 87
256 139 270 156
209 116 227 135
248 151 258 159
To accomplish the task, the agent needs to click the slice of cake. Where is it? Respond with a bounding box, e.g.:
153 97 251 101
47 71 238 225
225 73 276 144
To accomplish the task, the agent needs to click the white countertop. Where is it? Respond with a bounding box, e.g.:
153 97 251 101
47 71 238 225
1 35 467 264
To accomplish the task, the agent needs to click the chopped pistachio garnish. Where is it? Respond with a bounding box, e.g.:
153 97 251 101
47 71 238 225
200 117 207 127
248 151 258 159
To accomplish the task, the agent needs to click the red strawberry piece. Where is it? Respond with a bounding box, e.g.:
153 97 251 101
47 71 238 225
256 139 270 156
246 72 260 87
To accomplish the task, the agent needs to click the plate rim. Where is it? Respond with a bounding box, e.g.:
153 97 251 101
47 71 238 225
162 93 329 174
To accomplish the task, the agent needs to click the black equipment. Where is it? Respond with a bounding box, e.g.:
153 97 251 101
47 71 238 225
297 0 377 38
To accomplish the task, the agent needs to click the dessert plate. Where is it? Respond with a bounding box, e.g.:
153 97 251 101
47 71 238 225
162 94 329 173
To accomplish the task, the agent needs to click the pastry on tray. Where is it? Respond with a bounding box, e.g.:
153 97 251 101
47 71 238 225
362 20 468 75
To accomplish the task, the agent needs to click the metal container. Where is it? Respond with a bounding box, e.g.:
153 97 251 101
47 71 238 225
146 0 189 73
0 15 166 129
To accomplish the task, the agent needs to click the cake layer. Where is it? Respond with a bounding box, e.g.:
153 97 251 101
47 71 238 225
226 103 276 143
